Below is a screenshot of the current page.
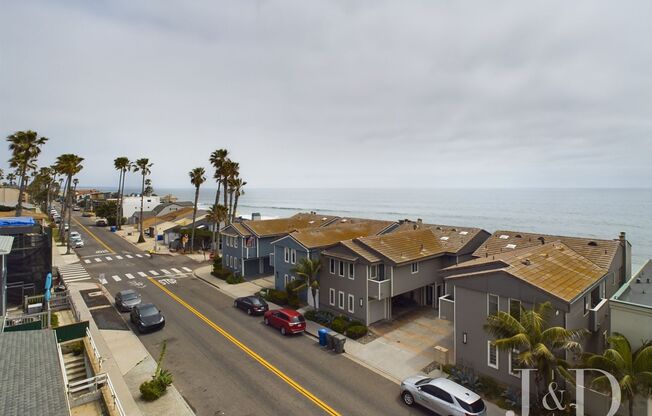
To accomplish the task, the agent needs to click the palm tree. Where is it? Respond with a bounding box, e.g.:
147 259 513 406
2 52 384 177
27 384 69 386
291 257 322 309
230 178 246 223
484 301 587 400
584 333 652 416
188 167 206 253
114 157 131 230
0 168 4 183
6 172 16 186
206 204 228 255
54 154 84 254
7 131 48 216
209 148 228 213
221 159 239 222
133 158 153 243
144 178 154 196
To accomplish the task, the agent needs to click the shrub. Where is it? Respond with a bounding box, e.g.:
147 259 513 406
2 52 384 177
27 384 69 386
313 310 336 325
70 341 84 356
478 375 502 399
140 380 165 401
140 340 173 401
263 289 288 305
304 310 316 321
50 312 59 328
226 274 244 284
287 293 300 308
330 317 348 334
346 325 368 339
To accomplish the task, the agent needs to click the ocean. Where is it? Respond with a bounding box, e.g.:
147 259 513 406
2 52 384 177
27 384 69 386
115 187 652 271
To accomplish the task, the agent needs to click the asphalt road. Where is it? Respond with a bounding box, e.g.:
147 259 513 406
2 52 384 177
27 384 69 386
61 210 431 416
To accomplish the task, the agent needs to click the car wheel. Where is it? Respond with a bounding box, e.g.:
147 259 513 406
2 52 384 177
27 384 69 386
247 308 252 315
264 318 269 326
402 391 415 406
280 326 286 336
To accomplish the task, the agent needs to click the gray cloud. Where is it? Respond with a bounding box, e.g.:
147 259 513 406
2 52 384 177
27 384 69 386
1 0 650 189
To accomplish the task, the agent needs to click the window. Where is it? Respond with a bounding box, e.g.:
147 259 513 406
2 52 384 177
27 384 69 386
487 294 499 316
290 249 296 264
348 263 355 279
600 281 606 299
329 289 335 306
348 294 354 313
338 291 344 309
422 386 454 404
284 247 290 263
284 274 290 286
339 261 345 277
369 265 378 279
488 341 499 369
329 258 335 274
509 299 521 320
234 237 238 248
584 295 590 315
411 262 419 274
509 349 520 377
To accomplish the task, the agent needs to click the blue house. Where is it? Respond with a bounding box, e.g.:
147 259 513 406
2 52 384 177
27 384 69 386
220 212 339 278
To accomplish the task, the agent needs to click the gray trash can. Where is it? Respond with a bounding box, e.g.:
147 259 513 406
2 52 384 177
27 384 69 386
326 331 338 350
334 334 347 354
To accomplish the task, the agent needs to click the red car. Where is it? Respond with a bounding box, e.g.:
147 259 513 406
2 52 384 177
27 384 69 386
263 308 306 335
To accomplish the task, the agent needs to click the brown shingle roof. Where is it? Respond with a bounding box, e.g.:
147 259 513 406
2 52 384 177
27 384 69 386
446 241 608 302
391 221 487 254
242 213 338 238
290 220 394 249
324 240 383 263
355 229 446 264
472 230 621 269
142 207 194 229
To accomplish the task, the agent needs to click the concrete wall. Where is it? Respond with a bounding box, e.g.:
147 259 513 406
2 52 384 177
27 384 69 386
610 300 652 350
122 196 160 218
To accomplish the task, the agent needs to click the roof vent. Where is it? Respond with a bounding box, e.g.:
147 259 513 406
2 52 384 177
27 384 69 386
420 243 425 252
537 237 545 244
499 234 509 239
436 226 442 230
308 220 315 224
451 228 457 232
515 234 522 238
440 236 449 241
341 219 348 222
459 231 469 235
522 259 531 266
636 278 641 283
588 241 598 246
506 244 517 249
322 217 328 221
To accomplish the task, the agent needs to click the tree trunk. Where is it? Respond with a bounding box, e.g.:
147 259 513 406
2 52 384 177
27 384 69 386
190 186 199 253
223 178 228 218
59 176 69 243
137 174 146 243
115 170 122 228
232 193 240 223
66 175 72 254
628 395 634 416
228 191 234 224
311 285 318 310
212 182 221 251
118 168 127 230
15 163 26 216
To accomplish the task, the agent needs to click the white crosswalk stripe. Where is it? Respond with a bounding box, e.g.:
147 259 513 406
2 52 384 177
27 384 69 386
94 258 102 262
115 255 123 260
99 278 108 285
135 254 143 258
125 254 133 259
149 270 159 276
125 273 135 280
84 259 91 264
111 275 121 282
137 272 147 277
58 263 92 282
182 267 192 272
105 256 113 261
160 269 171 275
171 268 181 274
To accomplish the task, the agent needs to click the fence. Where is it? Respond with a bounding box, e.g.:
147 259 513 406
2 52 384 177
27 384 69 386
23 290 71 312
85 327 102 370
3 310 50 331
55 321 89 343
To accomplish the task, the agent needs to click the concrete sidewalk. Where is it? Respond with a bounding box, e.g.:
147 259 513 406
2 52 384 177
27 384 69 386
53 246 194 416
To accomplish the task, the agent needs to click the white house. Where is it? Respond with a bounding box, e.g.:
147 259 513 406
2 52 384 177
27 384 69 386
122 195 161 219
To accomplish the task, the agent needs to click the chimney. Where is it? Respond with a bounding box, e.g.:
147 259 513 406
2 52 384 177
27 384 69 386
417 218 423 225
619 232 626 243
251 212 261 221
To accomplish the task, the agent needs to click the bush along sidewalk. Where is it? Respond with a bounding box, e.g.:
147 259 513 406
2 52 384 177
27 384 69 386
304 310 368 340
140 340 174 401
211 256 244 284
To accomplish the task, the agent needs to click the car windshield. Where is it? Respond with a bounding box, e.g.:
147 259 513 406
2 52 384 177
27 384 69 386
122 292 139 301
290 315 305 323
415 378 433 386
457 398 485 413
139 305 159 317
250 298 263 305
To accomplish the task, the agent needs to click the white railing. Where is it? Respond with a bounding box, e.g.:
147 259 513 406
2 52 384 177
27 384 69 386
4 310 50 329
589 298 609 332
105 374 126 416
86 328 102 370
56 340 69 387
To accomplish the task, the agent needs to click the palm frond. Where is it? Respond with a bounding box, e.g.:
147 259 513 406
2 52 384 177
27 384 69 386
633 346 652 374
484 311 525 338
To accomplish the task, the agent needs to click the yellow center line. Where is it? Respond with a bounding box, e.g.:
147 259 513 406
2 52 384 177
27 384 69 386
71 217 115 254
147 277 341 416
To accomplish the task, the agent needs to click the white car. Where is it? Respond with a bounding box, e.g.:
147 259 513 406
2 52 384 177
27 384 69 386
400 376 486 416
73 239 84 248
70 231 81 239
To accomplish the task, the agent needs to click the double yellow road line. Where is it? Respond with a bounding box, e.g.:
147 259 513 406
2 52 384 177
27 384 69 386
148 277 341 416
71 217 115 254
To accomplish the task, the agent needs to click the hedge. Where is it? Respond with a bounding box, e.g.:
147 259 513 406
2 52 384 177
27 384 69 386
345 325 368 339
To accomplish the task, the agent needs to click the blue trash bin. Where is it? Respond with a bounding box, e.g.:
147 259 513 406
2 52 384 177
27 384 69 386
318 328 329 346
110 226 117 232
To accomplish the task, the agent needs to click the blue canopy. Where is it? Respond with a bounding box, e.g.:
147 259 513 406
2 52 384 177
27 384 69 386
0 216 36 227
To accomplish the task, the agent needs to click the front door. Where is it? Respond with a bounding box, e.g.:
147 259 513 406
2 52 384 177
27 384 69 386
426 284 434 307
259 258 264 274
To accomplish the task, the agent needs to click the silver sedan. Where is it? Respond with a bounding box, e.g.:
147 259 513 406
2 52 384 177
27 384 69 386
400 376 486 416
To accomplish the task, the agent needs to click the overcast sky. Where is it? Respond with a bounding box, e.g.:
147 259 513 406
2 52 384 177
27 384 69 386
1 0 650 189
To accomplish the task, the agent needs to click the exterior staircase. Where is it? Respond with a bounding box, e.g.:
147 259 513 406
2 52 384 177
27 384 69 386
63 352 89 394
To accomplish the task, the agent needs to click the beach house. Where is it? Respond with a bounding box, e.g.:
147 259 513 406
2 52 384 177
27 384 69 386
270 218 398 299
441 230 631 388
220 213 339 278
318 223 490 325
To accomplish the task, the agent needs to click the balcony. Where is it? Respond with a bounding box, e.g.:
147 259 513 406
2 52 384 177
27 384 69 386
589 298 609 332
368 278 391 300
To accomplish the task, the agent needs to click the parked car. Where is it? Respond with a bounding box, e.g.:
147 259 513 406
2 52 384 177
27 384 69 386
73 206 81 211
82 211 93 217
72 239 84 248
115 289 142 312
69 231 81 239
54 217 61 224
234 296 268 315
95 218 108 226
63 223 69 231
400 376 486 416
130 303 165 333
263 308 306 335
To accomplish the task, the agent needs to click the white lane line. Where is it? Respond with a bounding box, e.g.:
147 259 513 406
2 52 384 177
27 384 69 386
94 258 102 263
182 267 192 272
170 268 181 274
149 270 159 276
125 255 133 259
84 259 91 264
115 255 123 260
111 275 121 282
135 254 143 258
105 256 113 261
125 273 135 280
137 272 147 277
160 269 171 275
99 278 108 285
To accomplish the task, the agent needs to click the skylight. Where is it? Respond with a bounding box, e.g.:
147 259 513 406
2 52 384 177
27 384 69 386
459 231 469 235
499 234 510 239
506 244 517 249
308 220 315 224
440 236 449 241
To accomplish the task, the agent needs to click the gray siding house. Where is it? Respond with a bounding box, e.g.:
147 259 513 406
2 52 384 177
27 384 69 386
442 230 631 388
319 224 490 325
220 213 339 278
270 219 397 302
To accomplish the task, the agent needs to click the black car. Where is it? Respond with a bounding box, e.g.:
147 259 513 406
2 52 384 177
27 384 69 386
115 289 142 312
233 296 269 315
130 303 165 333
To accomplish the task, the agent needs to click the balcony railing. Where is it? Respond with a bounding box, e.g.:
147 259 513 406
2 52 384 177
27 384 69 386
589 298 609 332
368 278 391 300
